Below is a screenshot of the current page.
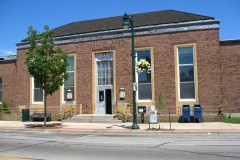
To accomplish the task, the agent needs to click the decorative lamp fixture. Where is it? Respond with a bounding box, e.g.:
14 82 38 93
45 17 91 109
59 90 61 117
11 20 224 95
122 13 130 29
119 87 125 101
66 89 73 101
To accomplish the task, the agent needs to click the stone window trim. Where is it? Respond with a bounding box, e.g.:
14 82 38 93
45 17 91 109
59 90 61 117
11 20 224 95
174 43 199 102
31 77 43 104
135 47 154 102
62 54 76 104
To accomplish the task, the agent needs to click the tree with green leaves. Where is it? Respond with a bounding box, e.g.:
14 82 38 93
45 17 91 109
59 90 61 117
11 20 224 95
154 83 168 129
25 25 68 127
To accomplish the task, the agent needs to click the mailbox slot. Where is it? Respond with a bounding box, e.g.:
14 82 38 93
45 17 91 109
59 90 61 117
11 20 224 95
138 106 147 114
182 105 190 123
194 104 202 123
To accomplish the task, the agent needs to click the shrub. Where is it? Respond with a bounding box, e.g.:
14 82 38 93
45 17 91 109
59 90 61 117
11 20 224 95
0 100 11 114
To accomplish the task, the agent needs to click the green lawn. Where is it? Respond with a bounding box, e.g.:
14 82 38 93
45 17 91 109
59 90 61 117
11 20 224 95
224 117 240 124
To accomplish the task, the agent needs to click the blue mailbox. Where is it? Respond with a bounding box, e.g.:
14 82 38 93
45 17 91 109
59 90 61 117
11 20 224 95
182 105 190 123
194 104 202 122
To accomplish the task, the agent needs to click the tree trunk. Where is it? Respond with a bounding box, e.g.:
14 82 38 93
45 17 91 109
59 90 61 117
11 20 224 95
158 113 160 130
44 92 47 127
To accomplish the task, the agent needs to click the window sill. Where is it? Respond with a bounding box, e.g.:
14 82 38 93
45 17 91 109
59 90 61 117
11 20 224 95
62 101 75 105
137 100 153 103
179 99 196 102
32 102 44 105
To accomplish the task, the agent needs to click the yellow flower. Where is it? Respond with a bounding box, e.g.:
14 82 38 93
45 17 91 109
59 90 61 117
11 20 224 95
136 59 151 73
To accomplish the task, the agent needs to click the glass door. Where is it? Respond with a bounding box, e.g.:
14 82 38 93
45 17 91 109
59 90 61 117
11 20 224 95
96 88 112 114
97 89 106 114
95 52 114 114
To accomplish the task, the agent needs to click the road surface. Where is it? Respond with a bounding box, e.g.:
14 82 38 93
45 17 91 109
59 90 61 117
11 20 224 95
0 130 240 160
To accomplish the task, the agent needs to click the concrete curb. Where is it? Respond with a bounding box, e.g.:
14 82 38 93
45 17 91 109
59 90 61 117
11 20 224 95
1 121 240 134
1 126 240 135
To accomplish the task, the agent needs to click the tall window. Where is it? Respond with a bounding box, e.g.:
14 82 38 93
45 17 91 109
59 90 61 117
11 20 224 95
63 56 75 101
177 46 195 100
33 78 43 103
0 78 2 102
96 53 113 86
137 50 152 100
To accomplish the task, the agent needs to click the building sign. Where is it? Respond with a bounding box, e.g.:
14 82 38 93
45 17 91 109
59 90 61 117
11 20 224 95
149 113 157 123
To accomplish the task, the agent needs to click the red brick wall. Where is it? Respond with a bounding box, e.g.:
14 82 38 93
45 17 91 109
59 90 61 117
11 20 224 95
61 29 222 114
163 30 219 114
221 42 240 113
132 29 221 114
0 60 17 109
16 49 70 114
11 28 225 115
59 42 94 114
14 50 31 111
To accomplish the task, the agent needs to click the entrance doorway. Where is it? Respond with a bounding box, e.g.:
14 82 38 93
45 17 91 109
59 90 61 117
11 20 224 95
95 52 114 114
105 89 112 114
97 88 112 114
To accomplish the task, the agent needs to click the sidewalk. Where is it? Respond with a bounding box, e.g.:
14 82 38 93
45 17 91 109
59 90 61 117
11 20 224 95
1 121 240 133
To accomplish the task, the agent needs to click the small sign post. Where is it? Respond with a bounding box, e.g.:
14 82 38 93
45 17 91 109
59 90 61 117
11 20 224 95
149 112 157 123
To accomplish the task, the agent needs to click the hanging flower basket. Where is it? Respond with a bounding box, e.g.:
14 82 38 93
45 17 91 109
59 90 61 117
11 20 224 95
136 59 151 73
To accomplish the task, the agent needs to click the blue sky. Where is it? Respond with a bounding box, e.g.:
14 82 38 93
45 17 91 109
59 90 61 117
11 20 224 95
0 0 239 57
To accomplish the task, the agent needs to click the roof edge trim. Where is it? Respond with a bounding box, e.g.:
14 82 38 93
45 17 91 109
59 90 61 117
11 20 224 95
220 39 240 45
17 19 219 49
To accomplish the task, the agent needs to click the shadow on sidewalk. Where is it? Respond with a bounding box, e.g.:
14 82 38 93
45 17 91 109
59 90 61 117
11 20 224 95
25 123 62 129
106 124 131 129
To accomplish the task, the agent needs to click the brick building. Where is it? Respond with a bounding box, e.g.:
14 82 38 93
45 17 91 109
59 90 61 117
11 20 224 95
0 10 239 120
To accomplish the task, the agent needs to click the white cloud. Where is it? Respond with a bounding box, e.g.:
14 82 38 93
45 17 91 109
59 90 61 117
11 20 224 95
0 49 16 57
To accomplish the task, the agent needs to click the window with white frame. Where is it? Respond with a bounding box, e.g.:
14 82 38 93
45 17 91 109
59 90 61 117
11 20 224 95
32 78 43 103
177 46 195 100
0 78 2 102
96 53 113 86
63 56 75 101
137 50 152 100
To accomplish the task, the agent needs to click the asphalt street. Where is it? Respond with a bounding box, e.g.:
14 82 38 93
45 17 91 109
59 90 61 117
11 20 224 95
0 130 240 160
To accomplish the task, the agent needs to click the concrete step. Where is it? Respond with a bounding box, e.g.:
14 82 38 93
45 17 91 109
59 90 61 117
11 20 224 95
63 114 122 123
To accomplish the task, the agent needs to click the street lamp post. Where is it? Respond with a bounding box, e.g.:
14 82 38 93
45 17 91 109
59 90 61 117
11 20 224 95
122 13 140 129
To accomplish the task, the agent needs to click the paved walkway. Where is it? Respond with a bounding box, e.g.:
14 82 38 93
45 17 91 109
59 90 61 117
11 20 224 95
1 121 240 133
